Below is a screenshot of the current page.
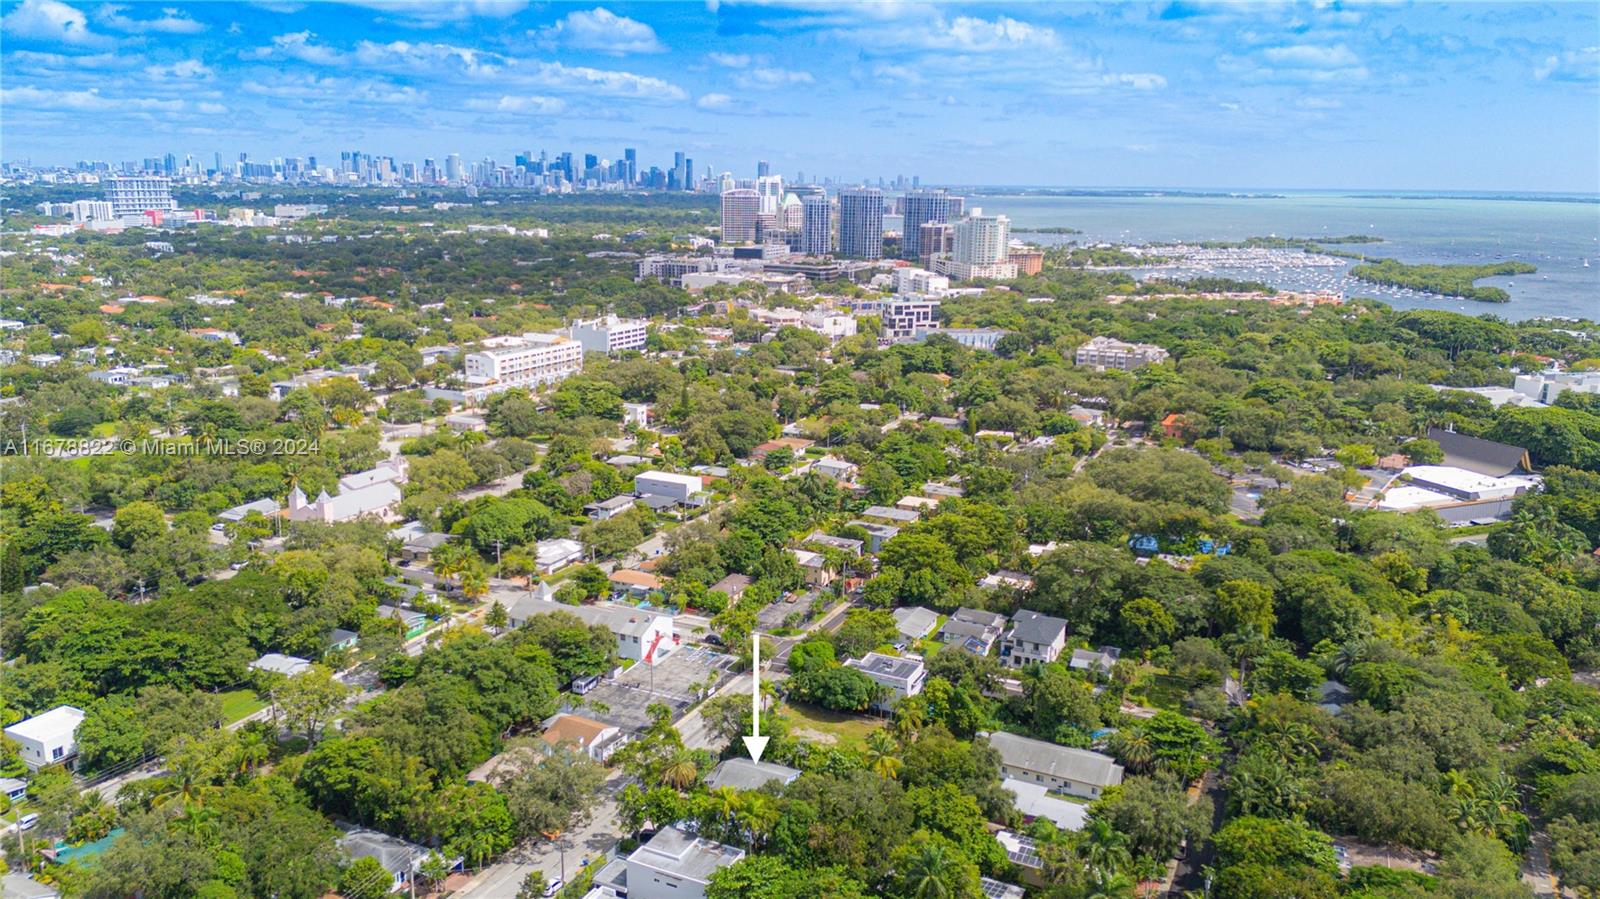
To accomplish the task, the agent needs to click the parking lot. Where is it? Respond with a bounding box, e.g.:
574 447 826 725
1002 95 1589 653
578 645 736 732
756 590 819 632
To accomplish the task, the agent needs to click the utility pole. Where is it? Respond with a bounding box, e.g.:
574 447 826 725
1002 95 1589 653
494 540 503 579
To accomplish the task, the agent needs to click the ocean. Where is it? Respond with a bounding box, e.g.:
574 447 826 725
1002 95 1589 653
906 192 1600 322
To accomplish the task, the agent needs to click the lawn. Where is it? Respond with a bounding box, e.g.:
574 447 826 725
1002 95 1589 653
1128 670 1188 712
219 689 267 724
779 701 885 751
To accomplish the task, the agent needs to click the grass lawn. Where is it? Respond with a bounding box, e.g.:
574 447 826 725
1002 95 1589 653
219 689 267 724
1130 671 1188 711
779 701 884 751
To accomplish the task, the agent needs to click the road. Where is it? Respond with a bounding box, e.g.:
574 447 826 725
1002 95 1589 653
1168 769 1225 897
452 776 628 897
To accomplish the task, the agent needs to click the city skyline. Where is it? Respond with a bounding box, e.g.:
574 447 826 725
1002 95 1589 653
1 1 1598 192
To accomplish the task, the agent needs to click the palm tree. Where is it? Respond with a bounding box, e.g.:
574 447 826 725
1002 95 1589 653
709 786 743 835
660 749 699 791
1082 819 1133 885
893 702 927 743
901 842 961 899
1108 727 1155 775
865 730 904 780
460 564 490 603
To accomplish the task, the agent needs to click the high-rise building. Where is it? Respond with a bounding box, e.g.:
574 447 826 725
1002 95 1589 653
780 193 804 231
684 157 695 190
836 187 883 260
104 176 177 217
936 207 1018 280
720 188 760 244
566 315 649 355
445 154 463 184
900 189 961 261
800 193 832 255
755 175 784 215
757 160 770 178
624 148 637 185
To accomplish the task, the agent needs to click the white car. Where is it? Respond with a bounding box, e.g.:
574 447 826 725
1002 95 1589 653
542 879 563 897
17 812 38 831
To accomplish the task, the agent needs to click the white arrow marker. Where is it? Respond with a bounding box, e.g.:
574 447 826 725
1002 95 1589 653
742 632 769 763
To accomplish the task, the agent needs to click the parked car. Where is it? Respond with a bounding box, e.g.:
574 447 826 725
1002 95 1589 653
18 813 38 831
542 879 563 897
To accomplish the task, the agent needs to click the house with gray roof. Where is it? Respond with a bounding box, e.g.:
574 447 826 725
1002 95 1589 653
1425 426 1532 476
337 827 459 893
623 825 746 899
1069 645 1122 676
844 652 927 711
892 606 940 642
1001 610 1069 668
941 607 1008 656
982 730 1124 799
704 757 802 792
846 519 901 553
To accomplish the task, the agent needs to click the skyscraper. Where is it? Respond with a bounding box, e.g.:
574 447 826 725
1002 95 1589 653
837 187 884 260
720 188 760 244
104 175 177 217
755 175 784 215
800 193 832 255
624 148 637 185
940 207 1017 280
900 189 960 261
757 160 770 178
445 153 463 184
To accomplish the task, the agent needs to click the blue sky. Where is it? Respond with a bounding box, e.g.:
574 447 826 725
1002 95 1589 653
2 1 1597 191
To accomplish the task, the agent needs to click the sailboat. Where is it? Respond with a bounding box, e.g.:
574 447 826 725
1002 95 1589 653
1584 258 1591 268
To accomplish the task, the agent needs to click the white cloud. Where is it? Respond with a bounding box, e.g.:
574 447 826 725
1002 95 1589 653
3 0 107 45
2 85 187 111
353 39 503 77
467 94 567 114
196 101 229 113
696 92 733 109
737 66 813 88
936 14 1058 51
707 52 752 67
1263 43 1361 68
337 0 528 26
1106 72 1167 90
536 8 664 55
250 31 346 65
1534 46 1599 82
7 49 128 69
239 74 423 105
145 59 213 79
96 4 206 35
871 63 923 84
524 61 687 100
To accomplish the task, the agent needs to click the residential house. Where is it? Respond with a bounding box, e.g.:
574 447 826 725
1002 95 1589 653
861 505 920 525
981 877 1027 899
843 652 927 711
609 569 663 602
325 629 360 652
216 497 279 523
338 827 459 893
705 758 802 792
534 537 585 574
811 457 858 481
519 602 675 664
940 607 1008 656
584 495 638 521
708 573 752 602
4 706 86 770
248 653 312 677
634 471 704 505
541 713 628 762
805 531 863 557
895 495 941 517
749 436 814 462
979 570 1035 591
619 825 746 899
1068 646 1123 676
375 604 428 638
982 730 1124 799
847 520 901 552
1003 776 1091 831
0 777 26 803
892 606 940 642
1001 610 1069 668
791 548 833 587
400 532 453 564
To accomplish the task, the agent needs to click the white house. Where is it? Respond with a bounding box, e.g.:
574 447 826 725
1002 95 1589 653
1001 610 1069 669
4 706 86 770
634 471 704 504
843 652 926 711
517 600 675 665
622 826 745 899
982 730 1124 800
249 653 312 677
534 538 585 574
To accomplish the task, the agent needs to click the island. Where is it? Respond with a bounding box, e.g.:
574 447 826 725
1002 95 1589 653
1347 257 1537 303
